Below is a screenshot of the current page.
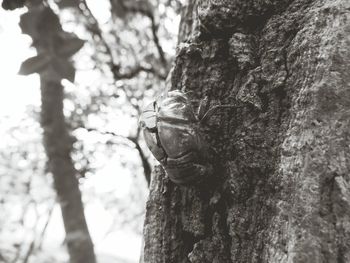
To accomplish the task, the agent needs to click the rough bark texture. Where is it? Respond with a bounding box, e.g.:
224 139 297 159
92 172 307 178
142 0 350 262
41 79 96 263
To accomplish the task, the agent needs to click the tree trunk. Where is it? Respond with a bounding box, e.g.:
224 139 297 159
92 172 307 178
41 79 96 263
16 3 97 262
142 0 350 262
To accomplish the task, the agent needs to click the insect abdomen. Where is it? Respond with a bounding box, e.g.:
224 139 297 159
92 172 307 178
165 152 212 186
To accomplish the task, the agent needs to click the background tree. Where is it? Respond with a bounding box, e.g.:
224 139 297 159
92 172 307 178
53 0 180 185
0 111 56 263
142 0 350 262
0 0 179 262
18 3 96 263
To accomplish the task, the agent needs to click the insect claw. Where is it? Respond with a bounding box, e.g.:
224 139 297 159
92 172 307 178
197 96 210 120
140 90 215 186
200 104 236 124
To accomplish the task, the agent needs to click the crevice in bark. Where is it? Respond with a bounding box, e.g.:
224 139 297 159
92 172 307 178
197 0 298 38
214 192 233 260
275 49 290 125
182 230 202 258
319 171 349 263
320 173 337 261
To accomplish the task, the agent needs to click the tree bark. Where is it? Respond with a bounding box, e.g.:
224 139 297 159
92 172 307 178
41 79 96 263
142 0 350 262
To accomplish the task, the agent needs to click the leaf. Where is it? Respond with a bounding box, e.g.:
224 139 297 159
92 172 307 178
19 7 61 39
27 0 43 6
38 7 62 34
18 53 51 75
2 0 25 10
55 0 79 9
56 34 85 57
52 58 76 82
19 10 40 39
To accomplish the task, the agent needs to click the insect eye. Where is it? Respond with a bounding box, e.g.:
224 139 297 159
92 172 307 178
154 101 159 111
139 120 146 128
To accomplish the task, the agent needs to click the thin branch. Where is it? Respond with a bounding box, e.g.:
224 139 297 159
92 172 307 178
22 201 40 263
119 1 168 69
37 204 55 250
114 64 166 80
83 127 151 186
78 0 166 80
127 135 151 186
22 242 35 263
149 14 167 69
78 0 115 67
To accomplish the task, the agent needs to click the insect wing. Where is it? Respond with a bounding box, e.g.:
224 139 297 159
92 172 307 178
156 91 200 158
143 128 166 162
159 95 197 122
167 90 189 102
158 122 199 159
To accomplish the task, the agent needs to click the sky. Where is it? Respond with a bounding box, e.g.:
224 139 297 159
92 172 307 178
0 6 147 263
0 8 40 119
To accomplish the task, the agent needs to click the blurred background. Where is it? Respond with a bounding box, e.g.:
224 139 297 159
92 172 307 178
0 0 181 262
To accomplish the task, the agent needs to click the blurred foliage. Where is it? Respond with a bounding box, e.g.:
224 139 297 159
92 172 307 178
0 110 57 262
0 0 180 262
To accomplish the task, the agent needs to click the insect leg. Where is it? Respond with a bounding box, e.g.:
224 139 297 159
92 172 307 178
197 96 210 120
200 105 237 124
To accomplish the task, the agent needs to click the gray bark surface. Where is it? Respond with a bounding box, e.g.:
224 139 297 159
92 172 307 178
142 0 350 262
